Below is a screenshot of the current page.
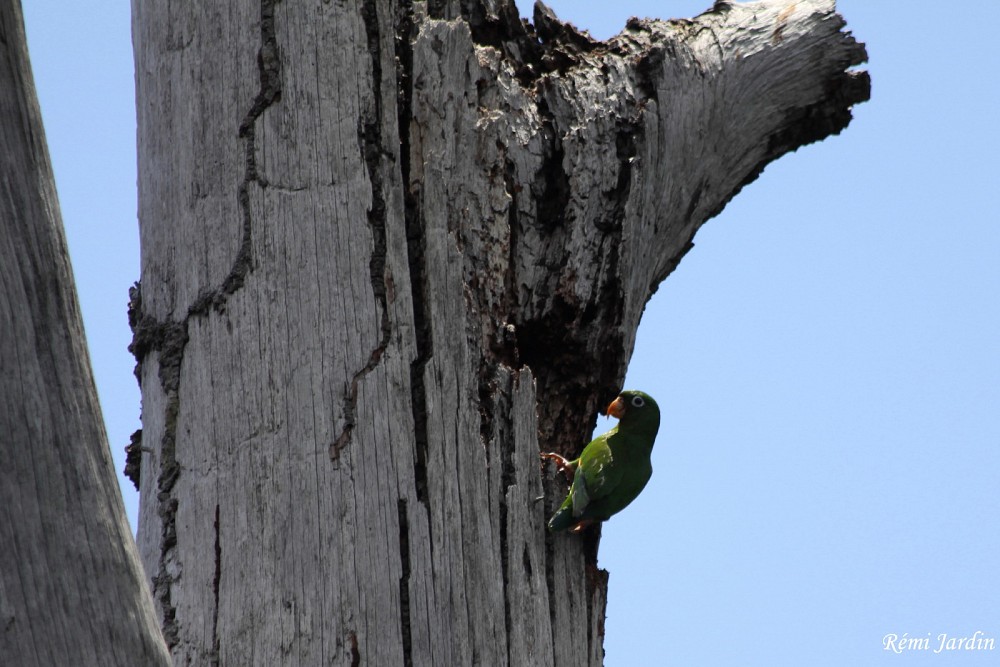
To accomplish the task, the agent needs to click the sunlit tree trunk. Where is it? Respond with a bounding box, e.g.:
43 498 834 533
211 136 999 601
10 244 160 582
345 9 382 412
126 0 868 664
0 1 169 664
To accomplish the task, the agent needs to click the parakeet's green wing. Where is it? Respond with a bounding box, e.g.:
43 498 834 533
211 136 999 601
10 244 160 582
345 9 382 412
554 433 625 529
569 465 589 516
575 431 624 506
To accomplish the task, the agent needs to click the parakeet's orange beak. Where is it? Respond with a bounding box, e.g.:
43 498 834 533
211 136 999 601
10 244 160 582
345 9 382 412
606 396 626 419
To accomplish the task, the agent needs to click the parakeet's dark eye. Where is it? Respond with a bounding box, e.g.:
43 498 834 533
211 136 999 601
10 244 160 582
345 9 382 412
631 395 645 408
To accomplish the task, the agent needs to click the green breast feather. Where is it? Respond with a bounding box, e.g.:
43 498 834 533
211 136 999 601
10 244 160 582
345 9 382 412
542 390 660 533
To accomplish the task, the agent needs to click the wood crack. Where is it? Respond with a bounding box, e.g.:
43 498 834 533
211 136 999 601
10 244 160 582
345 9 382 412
397 499 413 667
531 93 569 232
542 493 558 648
128 283 187 650
210 504 222 667
348 629 361 667
397 0 432 514
595 121 637 234
488 371 516 665
191 0 281 318
127 0 283 650
331 0 393 465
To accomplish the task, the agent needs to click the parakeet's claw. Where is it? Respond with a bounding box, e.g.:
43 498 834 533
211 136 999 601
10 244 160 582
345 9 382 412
569 519 594 534
539 452 577 482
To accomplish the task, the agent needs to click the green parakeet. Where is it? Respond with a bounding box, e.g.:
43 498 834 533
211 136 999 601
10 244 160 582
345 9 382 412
541 390 660 533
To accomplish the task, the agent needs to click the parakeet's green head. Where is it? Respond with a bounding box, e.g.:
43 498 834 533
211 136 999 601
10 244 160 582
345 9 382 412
606 390 660 438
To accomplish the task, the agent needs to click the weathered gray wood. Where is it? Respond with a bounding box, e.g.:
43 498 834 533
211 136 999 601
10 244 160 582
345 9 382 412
0 1 170 664
130 0 867 665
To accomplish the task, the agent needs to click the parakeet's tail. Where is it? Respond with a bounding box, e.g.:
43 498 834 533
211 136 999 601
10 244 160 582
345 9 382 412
547 503 575 532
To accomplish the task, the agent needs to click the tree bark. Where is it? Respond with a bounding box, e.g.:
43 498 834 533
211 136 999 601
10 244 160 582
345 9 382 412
0 1 170 664
129 0 867 665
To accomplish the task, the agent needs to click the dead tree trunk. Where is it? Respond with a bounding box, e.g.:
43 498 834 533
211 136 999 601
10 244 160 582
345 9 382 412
0 1 169 664
129 0 867 665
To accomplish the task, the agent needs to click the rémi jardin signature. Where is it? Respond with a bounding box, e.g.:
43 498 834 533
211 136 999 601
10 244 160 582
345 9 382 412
883 631 995 654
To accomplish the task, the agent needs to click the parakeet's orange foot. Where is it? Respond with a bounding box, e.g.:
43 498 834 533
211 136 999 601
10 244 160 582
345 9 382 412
540 452 577 482
569 519 595 533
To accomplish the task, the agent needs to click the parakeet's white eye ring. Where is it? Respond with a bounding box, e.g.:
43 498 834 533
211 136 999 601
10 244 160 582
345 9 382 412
631 396 645 408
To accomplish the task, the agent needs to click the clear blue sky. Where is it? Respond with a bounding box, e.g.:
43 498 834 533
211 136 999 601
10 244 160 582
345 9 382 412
24 1 999 665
